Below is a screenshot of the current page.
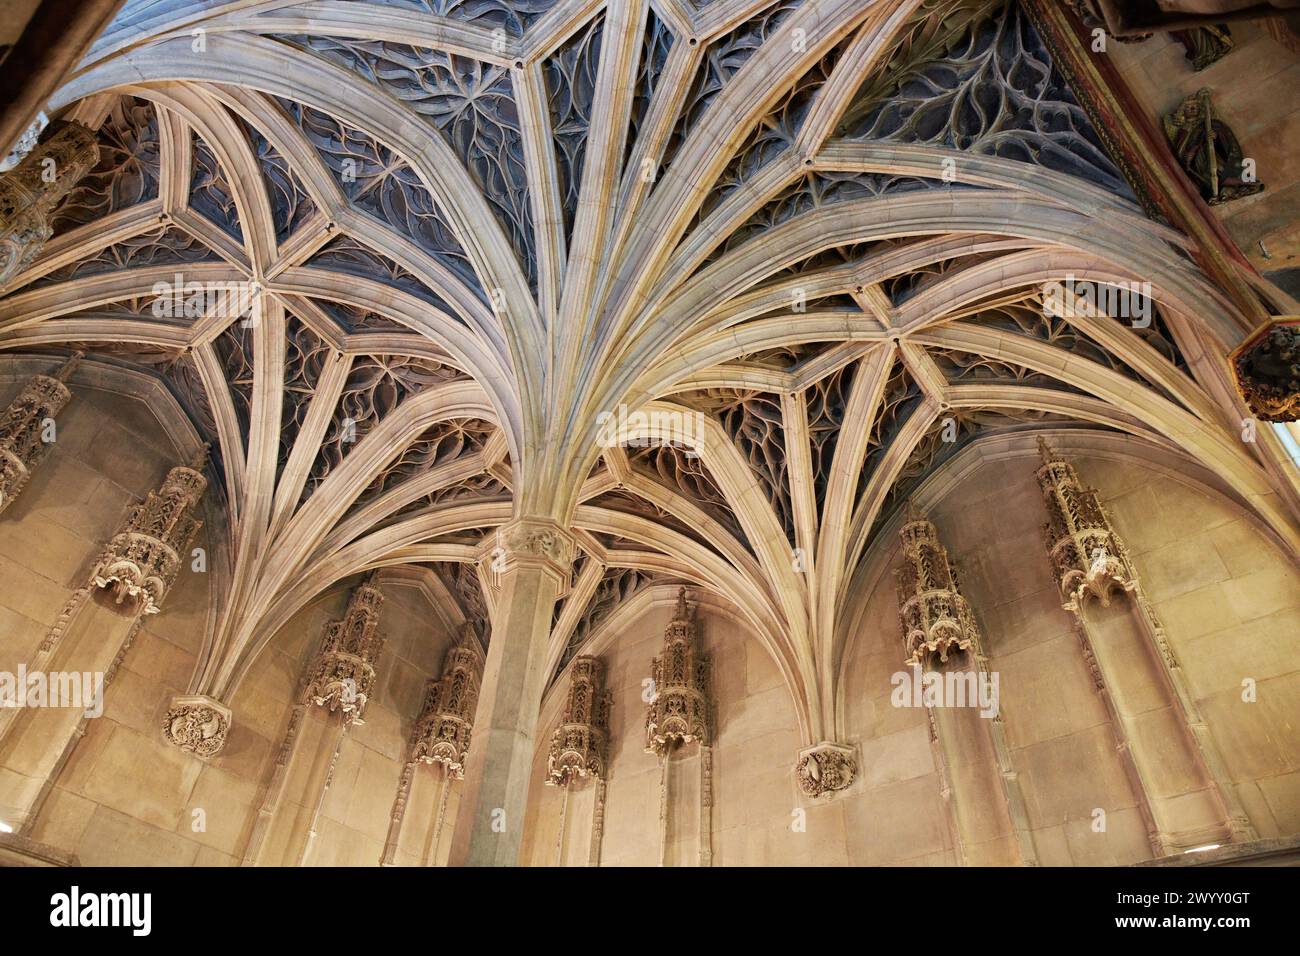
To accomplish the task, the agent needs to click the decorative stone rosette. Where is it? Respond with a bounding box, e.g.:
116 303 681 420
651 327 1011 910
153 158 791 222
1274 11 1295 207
0 121 99 284
546 656 612 786
895 505 980 668
409 630 482 778
1035 438 1138 612
0 354 79 515
645 588 712 756
1230 317 1298 423
163 695 231 759
795 742 857 798
303 580 384 724
92 455 207 614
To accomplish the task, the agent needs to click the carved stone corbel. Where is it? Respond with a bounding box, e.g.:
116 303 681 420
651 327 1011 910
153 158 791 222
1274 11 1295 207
795 741 857 798
1230 317 1299 423
0 351 82 516
163 695 232 759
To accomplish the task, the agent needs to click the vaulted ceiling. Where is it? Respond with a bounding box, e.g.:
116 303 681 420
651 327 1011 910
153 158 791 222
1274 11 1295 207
2 0 1296 738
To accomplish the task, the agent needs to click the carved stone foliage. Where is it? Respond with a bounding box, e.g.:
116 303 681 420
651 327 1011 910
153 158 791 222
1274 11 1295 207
236 117 317 245
1163 88 1264 205
1035 438 1138 612
189 132 243 242
92 454 208 615
645 589 712 756
895 505 980 667
1 121 100 285
795 741 856 798
302 580 385 724
843 0 1134 199
303 353 466 500
277 39 537 291
0 354 79 515
546 655 613 785
1231 318 1299 423
664 1 804 165
544 14 603 244
680 388 794 545
162 695 231 758
409 627 483 777
49 96 160 237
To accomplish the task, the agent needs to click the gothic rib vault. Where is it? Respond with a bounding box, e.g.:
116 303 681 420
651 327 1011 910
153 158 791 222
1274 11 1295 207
2 0 1299 851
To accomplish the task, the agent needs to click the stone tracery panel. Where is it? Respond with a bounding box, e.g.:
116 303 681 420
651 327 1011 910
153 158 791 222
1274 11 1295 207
189 132 243 243
544 14 604 245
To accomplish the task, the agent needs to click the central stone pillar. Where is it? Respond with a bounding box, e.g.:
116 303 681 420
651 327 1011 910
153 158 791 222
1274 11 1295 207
448 517 574 866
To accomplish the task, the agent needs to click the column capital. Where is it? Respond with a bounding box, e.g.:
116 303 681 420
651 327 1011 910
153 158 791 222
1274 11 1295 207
493 517 577 581
795 741 857 798
162 694 232 758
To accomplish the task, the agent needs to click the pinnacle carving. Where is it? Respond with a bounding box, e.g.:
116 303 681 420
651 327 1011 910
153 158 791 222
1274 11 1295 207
92 449 207 615
409 624 483 778
895 503 980 668
0 121 99 284
546 655 612 786
795 742 856 798
1035 438 1138 612
0 352 81 516
645 588 711 756
302 578 385 724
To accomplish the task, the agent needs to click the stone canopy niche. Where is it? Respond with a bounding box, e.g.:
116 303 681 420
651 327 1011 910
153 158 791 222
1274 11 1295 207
545 655 612 866
645 589 714 867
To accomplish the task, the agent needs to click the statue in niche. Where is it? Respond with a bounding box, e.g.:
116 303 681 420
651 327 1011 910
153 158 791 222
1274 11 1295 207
1171 24 1235 71
1163 88 1264 205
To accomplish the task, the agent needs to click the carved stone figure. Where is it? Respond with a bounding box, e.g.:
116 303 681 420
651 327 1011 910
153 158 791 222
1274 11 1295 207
1163 88 1264 205
1171 25 1235 71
